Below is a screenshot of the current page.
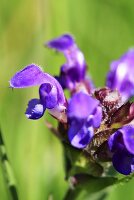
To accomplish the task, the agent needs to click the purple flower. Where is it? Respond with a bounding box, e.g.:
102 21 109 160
67 92 102 148
108 126 134 175
10 64 67 122
106 49 134 102
46 34 87 90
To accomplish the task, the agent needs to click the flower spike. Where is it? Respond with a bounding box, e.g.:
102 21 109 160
10 36 134 177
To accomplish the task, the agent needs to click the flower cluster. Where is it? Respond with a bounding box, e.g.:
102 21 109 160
10 34 134 175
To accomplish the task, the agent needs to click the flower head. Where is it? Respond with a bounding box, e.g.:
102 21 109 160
46 34 88 90
10 64 67 122
106 49 134 102
10 35 134 176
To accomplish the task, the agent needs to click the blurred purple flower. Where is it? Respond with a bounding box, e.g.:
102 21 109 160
67 92 102 148
108 126 134 175
46 34 88 90
10 64 67 122
106 49 134 102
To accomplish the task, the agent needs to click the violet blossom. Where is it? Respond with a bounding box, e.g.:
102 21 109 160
67 92 102 148
10 64 67 122
46 34 88 90
106 49 134 102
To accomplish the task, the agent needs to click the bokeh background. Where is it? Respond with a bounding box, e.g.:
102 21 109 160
1 0 134 199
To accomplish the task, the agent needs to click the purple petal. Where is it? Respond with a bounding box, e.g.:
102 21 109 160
90 106 102 128
25 99 45 120
122 126 134 155
108 130 124 152
61 65 86 89
10 64 47 88
60 47 86 89
46 34 86 90
10 64 66 105
112 150 134 175
106 49 134 101
68 120 94 148
67 92 99 119
46 34 74 51
39 83 58 109
44 73 66 105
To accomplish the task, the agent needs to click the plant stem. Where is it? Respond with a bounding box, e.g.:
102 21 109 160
0 128 19 200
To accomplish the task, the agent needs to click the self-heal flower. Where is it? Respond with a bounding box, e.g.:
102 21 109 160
106 49 134 102
108 126 134 175
67 92 102 148
46 34 87 90
10 34 134 178
10 64 67 122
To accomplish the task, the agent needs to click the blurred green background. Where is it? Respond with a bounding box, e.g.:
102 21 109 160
1 0 134 199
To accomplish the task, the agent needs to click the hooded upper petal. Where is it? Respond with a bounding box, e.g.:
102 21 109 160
10 64 66 105
67 92 99 120
46 34 74 51
10 64 47 88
